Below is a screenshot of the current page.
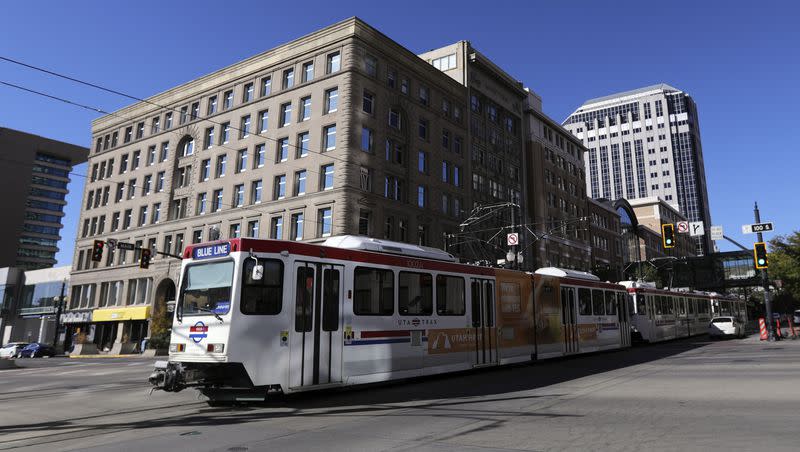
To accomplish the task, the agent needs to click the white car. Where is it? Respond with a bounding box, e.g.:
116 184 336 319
708 317 745 338
793 310 800 326
0 342 29 359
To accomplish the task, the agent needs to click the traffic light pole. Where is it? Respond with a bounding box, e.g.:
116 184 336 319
755 202 775 341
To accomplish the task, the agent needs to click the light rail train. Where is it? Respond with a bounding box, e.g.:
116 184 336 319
149 235 736 403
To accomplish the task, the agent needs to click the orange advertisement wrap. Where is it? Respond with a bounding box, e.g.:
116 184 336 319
495 270 534 348
578 324 598 342
427 328 482 354
534 276 564 346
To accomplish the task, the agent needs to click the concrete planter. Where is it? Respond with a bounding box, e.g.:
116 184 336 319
141 349 168 357
69 343 99 356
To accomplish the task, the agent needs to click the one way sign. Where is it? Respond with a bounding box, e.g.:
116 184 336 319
689 221 705 237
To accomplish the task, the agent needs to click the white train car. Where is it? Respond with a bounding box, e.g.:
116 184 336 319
150 236 629 403
622 281 746 343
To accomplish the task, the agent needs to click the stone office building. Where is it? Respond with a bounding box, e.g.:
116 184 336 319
68 18 476 348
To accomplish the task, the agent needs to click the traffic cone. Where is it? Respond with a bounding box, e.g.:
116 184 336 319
759 318 768 341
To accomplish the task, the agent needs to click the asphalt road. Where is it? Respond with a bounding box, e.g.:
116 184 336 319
1 335 798 451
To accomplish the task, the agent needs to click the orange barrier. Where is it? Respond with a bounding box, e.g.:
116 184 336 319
759 318 768 341
776 319 783 339
788 317 798 339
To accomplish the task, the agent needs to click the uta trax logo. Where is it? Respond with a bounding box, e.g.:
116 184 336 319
189 321 208 343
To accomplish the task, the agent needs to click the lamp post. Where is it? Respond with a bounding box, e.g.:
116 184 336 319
52 278 66 350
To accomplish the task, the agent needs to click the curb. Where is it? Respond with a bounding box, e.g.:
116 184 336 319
69 354 149 359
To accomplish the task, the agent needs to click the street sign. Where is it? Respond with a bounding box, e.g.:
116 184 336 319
117 242 135 251
710 225 724 241
506 233 519 246
689 221 705 237
742 222 773 234
106 238 117 252
676 221 689 234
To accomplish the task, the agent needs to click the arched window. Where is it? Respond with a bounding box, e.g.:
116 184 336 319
178 135 195 157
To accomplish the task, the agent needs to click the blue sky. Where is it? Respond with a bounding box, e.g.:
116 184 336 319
1 0 797 265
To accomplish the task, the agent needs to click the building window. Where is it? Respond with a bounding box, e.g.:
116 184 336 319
270 216 283 239
274 175 286 199
418 118 428 139
325 88 338 113
212 189 223 212
417 185 427 207
431 53 456 71
223 90 233 110
251 180 263 204
132 150 140 169
138 206 148 226
294 170 307 196
204 127 214 149
323 125 336 151
181 138 194 157
282 68 294 89
236 149 247 173
442 160 449 183
243 83 254 102
240 115 251 138
326 52 340 74
255 143 265 167
361 127 373 152
142 175 152 196
124 127 132 143
400 78 408 94
318 207 332 237
216 154 227 177
302 61 314 82
192 229 202 244
418 150 428 174
247 220 259 238
160 142 169 161
389 109 401 129
156 171 165 192
151 117 160 134
280 103 292 127
136 122 144 139
233 184 244 207
360 166 372 192
358 209 371 235
207 95 217 115
196 193 207 215
277 138 289 162
419 86 429 106
365 54 377 76
221 122 231 144
362 90 374 114
291 212 304 240
179 106 188 124
261 76 272 96
321 164 334 190
229 223 241 238
258 110 268 132
300 96 312 121
297 132 310 158
190 102 199 120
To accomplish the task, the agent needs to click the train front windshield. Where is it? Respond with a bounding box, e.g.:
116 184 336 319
180 260 235 316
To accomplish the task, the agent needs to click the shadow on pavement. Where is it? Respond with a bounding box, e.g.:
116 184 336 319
0 336 711 442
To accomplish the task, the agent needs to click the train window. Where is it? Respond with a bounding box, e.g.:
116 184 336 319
688 298 695 315
655 296 663 315
436 275 465 316
561 288 568 324
322 268 340 331
636 295 646 315
605 291 617 316
471 281 481 327
578 288 592 315
354 267 394 315
484 281 494 326
241 258 283 315
679 298 686 315
592 289 605 315
295 266 315 332
399 272 433 316
568 289 576 323
182 260 235 316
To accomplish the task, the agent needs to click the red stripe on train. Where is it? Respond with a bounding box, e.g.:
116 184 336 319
360 330 411 338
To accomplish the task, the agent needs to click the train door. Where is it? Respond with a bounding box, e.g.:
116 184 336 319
561 286 579 354
471 279 496 366
289 261 344 388
617 292 631 347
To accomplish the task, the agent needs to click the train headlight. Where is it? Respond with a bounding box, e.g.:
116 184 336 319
207 343 225 353
169 343 186 353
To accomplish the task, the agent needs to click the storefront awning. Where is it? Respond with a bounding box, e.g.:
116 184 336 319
92 306 151 322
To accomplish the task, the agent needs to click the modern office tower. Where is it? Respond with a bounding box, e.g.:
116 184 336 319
0 128 88 270
563 84 713 255
68 18 472 349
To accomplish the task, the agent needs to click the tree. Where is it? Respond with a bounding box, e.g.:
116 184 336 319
768 231 800 310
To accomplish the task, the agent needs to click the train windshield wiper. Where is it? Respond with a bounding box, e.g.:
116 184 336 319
194 306 224 323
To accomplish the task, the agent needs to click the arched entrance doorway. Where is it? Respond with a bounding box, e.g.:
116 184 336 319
150 278 176 347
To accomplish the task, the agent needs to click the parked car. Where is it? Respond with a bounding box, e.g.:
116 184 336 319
18 343 56 358
793 310 800 326
0 342 29 359
708 316 745 338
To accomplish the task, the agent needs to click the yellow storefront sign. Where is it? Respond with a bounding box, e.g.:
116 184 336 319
92 306 151 322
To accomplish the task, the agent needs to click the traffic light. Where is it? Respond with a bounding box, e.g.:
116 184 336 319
754 242 768 269
140 248 152 269
661 223 675 249
91 240 104 262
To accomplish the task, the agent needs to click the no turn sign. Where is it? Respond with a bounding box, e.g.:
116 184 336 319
676 221 689 234
507 233 519 246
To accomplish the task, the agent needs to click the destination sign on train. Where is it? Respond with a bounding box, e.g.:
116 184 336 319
192 243 231 260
